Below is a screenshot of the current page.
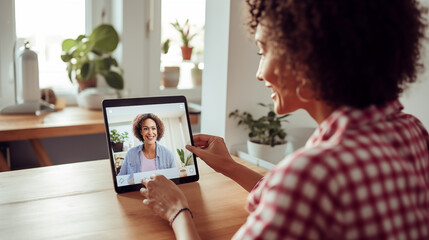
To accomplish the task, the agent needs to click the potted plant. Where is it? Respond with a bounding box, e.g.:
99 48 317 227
229 103 290 163
60 24 124 93
176 148 193 177
110 129 129 152
171 19 198 60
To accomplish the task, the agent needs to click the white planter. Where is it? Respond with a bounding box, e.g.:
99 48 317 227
77 88 116 109
162 66 180 88
247 140 287 164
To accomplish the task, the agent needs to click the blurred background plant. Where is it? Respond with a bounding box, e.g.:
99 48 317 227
60 24 124 92
229 103 290 147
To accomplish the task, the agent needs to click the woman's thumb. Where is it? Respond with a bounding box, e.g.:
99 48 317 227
186 145 202 156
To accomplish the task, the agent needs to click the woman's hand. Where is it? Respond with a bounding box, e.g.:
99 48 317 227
140 175 189 222
186 134 237 175
187 134 264 192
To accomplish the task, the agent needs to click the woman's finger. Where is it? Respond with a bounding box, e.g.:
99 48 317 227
193 134 212 142
141 177 149 187
140 187 148 198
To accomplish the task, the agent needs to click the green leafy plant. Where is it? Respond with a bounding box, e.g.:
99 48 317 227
60 24 124 90
177 148 193 167
161 39 170 54
229 103 290 147
171 19 198 47
110 129 129 144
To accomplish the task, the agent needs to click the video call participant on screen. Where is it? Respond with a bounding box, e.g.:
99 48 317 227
118 113 176 183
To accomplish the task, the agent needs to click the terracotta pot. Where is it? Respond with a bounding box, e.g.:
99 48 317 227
181 46 193 60
179 167 188 177
77 77 97 92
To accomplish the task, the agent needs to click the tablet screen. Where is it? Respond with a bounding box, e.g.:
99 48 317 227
102 96 199 193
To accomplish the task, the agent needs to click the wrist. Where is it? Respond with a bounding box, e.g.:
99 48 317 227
220 158 239 177
170 207 193 227
171 208 200 240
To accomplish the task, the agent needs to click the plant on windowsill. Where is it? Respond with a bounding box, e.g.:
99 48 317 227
229 103 291 164
60 24 124 95
110 129 129 153
171 19 198 61
177 148 193 177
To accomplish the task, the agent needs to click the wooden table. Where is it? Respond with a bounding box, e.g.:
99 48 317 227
0 156 266 240
0 107 200 171
0 107 105 171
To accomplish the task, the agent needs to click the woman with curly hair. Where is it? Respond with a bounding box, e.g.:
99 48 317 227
118 113 176 183
140 0 429 239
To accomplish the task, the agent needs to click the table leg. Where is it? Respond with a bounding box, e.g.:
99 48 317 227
29 139 53 166
0 151 10 171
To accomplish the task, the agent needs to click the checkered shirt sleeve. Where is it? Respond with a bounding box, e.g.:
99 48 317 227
233 100 429 240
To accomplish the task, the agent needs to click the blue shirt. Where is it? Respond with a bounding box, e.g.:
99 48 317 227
118 142 176 180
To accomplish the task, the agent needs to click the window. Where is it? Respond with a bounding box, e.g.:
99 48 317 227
15 0 86 90
160 0 205 90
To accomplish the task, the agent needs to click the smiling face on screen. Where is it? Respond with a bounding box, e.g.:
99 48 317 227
141 118 157 145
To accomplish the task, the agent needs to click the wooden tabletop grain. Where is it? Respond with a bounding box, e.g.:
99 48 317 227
0 156 267 240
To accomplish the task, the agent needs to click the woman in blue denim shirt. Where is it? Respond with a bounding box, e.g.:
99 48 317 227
118 113 176 183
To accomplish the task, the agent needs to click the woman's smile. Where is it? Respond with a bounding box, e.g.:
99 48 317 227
145 135 156 141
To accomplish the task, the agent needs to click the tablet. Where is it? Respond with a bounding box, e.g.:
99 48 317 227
102 95 199 193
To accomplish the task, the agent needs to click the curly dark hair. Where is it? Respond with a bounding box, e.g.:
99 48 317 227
246 0 427 108
132 113 165 142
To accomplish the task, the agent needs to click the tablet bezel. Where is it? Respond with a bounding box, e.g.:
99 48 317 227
102 95 199 194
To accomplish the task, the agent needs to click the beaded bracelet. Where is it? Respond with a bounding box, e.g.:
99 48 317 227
169 207 193 226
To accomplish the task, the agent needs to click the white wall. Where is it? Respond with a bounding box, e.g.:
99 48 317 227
400 0 429 128
120 0 150 98
200 0 230 137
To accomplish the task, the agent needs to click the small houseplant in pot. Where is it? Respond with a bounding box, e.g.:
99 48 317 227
171 19 198 60
110 129 129 152
229 103 290 164
176 148 193 177
60 24 124 94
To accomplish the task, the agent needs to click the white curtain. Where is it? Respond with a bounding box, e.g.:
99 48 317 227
160 115 193 167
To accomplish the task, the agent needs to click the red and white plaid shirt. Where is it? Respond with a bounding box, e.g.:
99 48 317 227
233 100 429 240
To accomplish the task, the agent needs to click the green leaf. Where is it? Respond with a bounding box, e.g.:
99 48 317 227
76 35 86 43
62 39 77 51
103 71 124 90
90 24 119 52
186 155 192 166
111 58 119 67
67 66 73 83
162 39 170 54
60 52 72 62
80 61 96 80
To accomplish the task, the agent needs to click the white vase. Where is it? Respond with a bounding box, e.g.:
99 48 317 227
247 140 287 164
